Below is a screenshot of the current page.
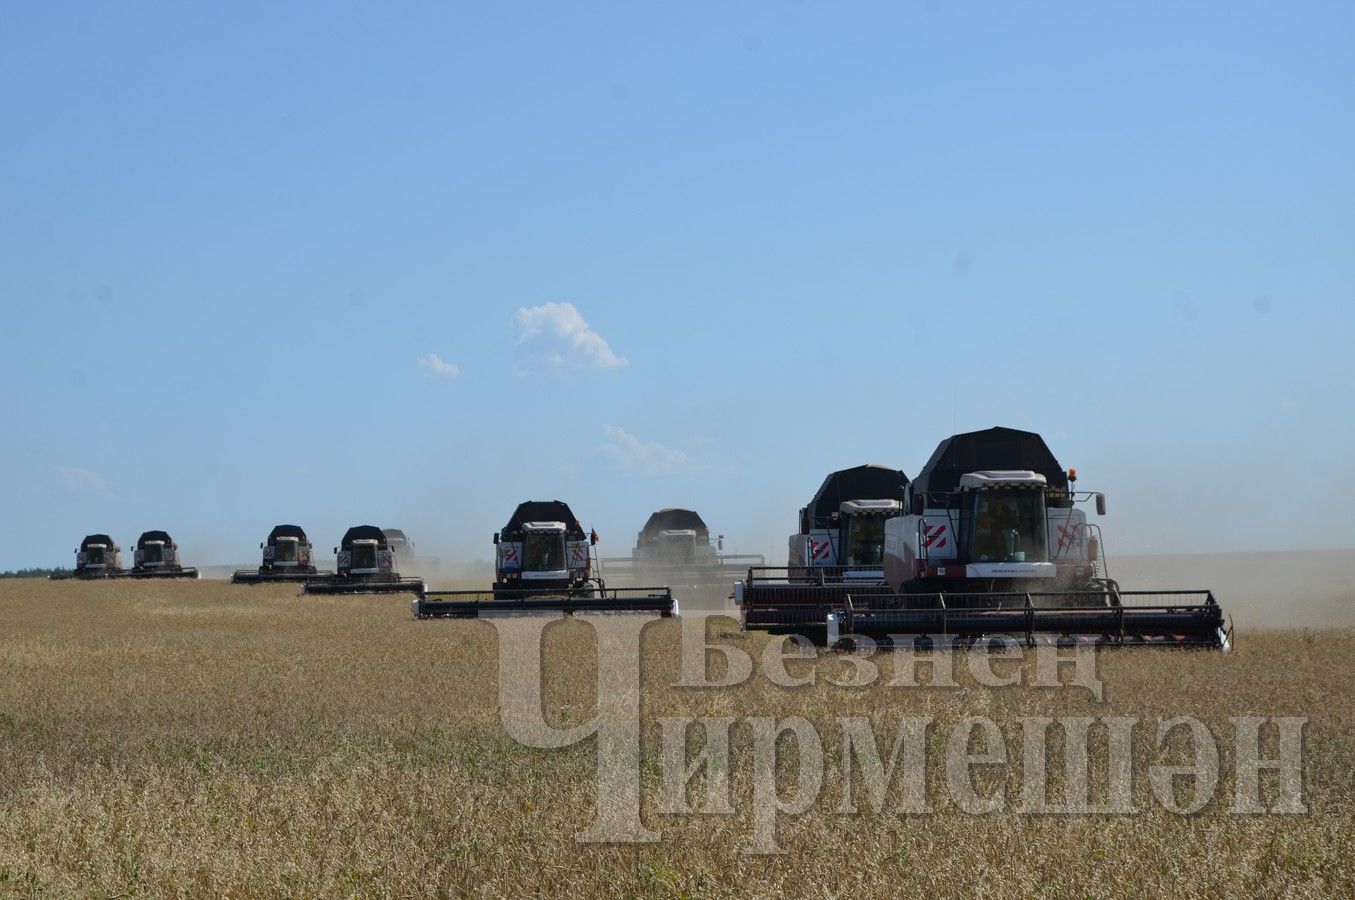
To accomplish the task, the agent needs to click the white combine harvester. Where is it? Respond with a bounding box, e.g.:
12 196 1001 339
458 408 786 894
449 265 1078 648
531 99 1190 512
416 500 675 618
129 530 199 579
232 524 330 584
303 525 424 595
49 534 126 579
739 428 1231 649
602 508 763 590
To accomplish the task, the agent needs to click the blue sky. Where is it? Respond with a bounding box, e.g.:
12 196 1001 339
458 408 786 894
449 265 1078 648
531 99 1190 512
2 1 1353 570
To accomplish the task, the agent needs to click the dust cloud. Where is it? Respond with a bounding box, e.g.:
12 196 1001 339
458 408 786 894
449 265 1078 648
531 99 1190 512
1111 549 1354 629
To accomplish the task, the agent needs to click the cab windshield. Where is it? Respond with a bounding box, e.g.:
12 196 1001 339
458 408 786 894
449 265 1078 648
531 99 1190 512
966 491 1047 562
274 539 298 563
142 543 164 564
844 516 886 566
85 546 106 565
524 533 566 571
351 543 378 570
657 534 696 564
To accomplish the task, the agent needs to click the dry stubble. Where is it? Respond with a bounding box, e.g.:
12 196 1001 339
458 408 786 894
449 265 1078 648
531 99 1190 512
0 579 1352 898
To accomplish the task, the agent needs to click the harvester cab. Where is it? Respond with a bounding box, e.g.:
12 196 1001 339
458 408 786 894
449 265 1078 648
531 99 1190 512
302 525 424 595
414 500 676 619
884 429 1099 594
346 537 384 575
129 530 199 579
492 502 595 594
786 465 909 580
651 526 699 565
272 534 303 566
232 524 330 584
602 508 765 590
733 465 907 639
50 534 126 579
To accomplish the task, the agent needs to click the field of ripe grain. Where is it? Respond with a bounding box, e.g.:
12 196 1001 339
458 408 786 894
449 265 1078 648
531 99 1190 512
2 577 1353 898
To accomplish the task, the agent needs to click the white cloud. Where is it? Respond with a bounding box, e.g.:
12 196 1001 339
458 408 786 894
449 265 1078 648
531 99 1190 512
54 466 116 500
598 425 698 476
512 302 627 370
418 353 460 379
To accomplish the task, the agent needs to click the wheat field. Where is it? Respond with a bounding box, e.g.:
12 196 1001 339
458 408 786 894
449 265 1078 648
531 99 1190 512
1 578 1351 898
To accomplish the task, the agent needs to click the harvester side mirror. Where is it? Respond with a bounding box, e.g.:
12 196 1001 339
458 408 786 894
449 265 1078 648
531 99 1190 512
717 536 725 551
493 532 500 545
259 542 264 549
911 494 925 516
1096 493 1107 516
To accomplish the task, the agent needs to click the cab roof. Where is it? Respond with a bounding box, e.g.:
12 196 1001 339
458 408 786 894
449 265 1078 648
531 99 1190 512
502 501 586 539
267 524 308 543
910 427 1068 500
136 530 175 547
640 508 708 537
340 525 387 548
801 465 908 531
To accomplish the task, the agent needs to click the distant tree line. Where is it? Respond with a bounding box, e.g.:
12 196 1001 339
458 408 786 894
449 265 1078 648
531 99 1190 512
0 568 69 579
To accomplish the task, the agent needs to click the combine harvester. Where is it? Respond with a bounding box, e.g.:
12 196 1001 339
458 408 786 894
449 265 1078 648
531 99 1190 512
416 500 675 618
733 464 909 638
303 525 424 595
602 508 764 590
826 427 1231 649
49 534 126 579
128 530 199 579
382 529 414 565
381 528 443 574
231 524 330 584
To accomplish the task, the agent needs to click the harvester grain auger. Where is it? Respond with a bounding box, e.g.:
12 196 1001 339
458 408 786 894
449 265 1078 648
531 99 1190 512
732 464 908 640
415 500 676 618
825 426 1231 650
601 508 764 590
302 525 425 595
49 534 127 579
128 530 199 579
232 524 331 584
